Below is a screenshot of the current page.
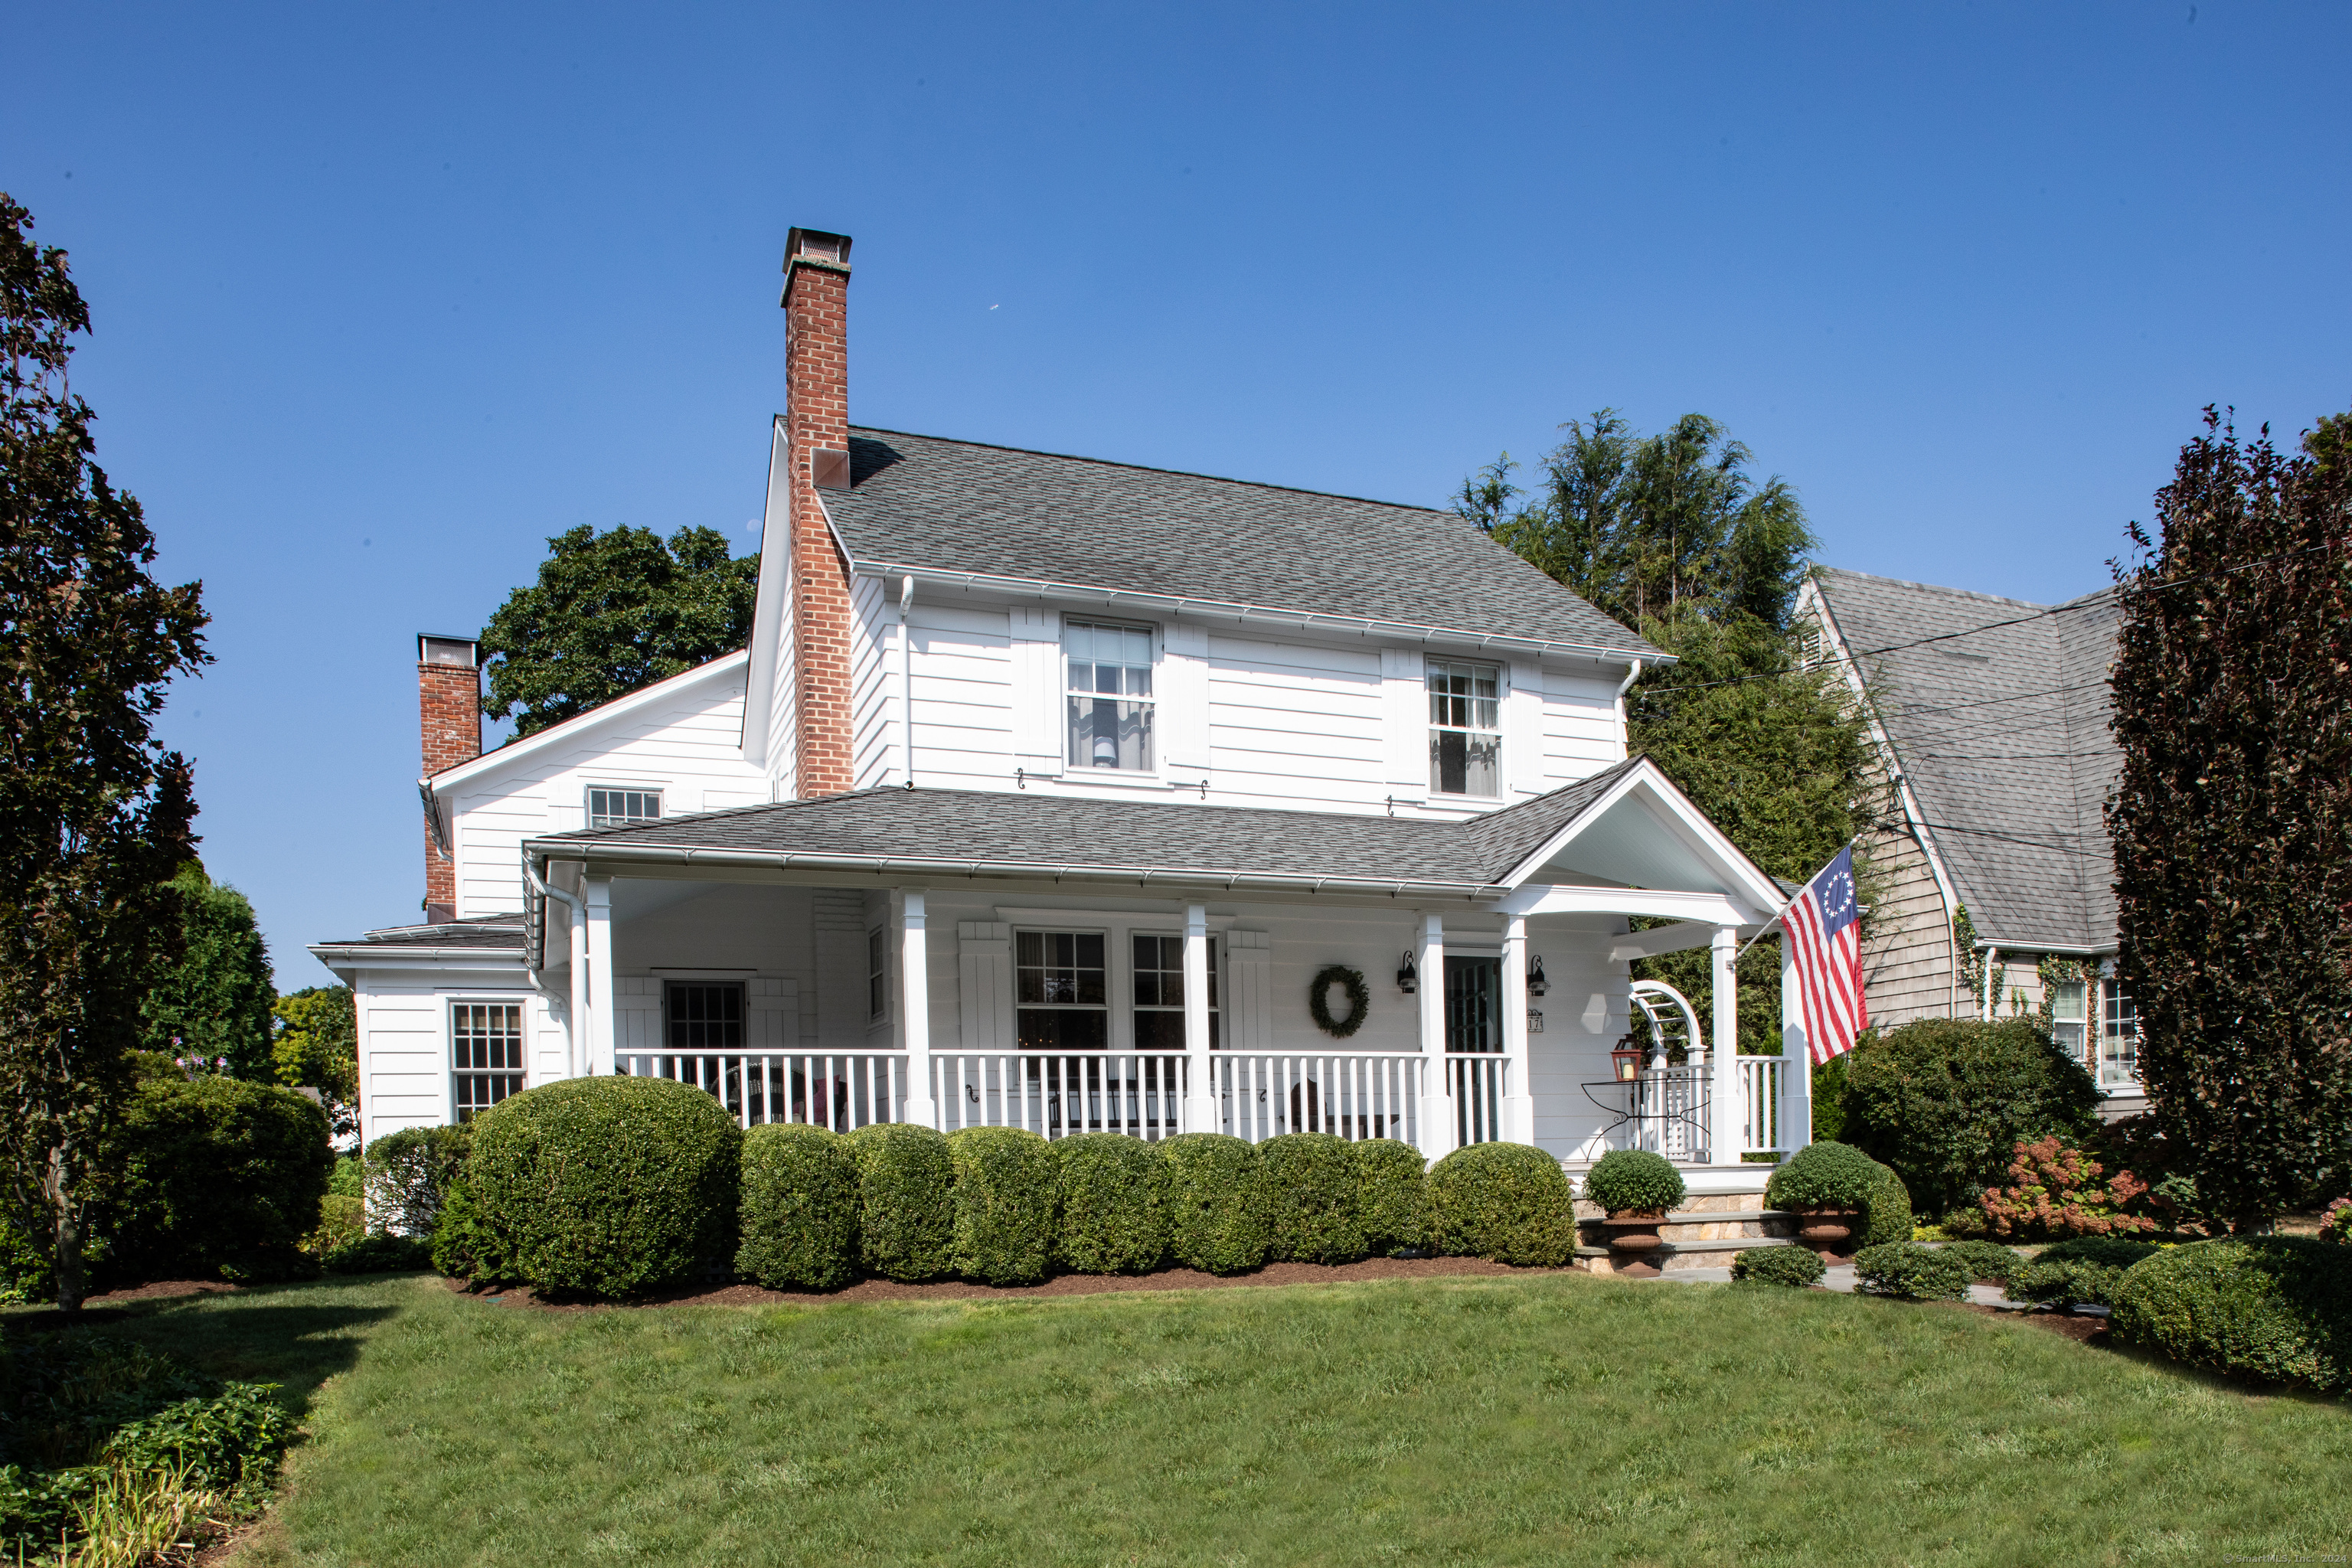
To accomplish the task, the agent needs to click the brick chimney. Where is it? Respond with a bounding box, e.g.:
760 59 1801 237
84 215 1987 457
417 633 482 923
782 227 856 797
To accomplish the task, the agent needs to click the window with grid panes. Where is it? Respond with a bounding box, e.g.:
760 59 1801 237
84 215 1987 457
452 1003 525 1120
666 982 744 1050
586 787 662 828
2099 979 2139 1088
867 927 887 1021
1132 933 1218 1051
2049 979 2089 1067
1016 931 1106 1051
1427 658 1501 797
1065 620 1155 771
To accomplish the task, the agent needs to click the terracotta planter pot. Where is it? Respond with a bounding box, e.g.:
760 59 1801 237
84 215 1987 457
1603 1211 1668 1278
1796 1207 1859 1261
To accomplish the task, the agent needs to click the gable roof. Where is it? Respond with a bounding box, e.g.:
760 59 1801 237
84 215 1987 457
421 649 750 790
1812 567 2122 952
822 430 1663 661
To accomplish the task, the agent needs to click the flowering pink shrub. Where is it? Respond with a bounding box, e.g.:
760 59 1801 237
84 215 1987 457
2321 1198 2351 1244
1978 1135 2157 1240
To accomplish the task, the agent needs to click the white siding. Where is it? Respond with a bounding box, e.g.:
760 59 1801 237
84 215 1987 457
351 962 550 1144
851 572 894 789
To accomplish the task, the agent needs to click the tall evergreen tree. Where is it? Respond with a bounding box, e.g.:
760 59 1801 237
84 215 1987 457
140 862 274 1080
0 197 208 1309
2110 407 2352 1230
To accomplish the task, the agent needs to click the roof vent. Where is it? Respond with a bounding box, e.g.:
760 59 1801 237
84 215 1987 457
812 448 852 489
786 227 851 266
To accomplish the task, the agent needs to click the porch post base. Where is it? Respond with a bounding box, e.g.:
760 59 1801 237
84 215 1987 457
1418 1093 1458 1160
1501 1091 1536 1148
900 1092 938 1131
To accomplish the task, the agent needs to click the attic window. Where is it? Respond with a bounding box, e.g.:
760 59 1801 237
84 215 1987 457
587 788 662 829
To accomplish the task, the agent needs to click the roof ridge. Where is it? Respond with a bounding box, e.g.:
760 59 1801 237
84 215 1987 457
847 426 1454 518
1815 565 2051 613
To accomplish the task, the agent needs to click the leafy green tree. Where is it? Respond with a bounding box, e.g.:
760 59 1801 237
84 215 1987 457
479 524 758 737
271 985 358 1139
2110 407 2352 1230
140 863 273 1079
2304 408 2350 474
0 196 209 1310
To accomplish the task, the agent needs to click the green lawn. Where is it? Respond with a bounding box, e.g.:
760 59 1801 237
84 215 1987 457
47 1270 2352 1566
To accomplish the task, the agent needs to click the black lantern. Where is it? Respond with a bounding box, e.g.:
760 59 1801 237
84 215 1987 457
1528 956 1549 997
1396 952 1418 993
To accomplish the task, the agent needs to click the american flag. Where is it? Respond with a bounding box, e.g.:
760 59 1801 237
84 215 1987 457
1785 844 1868 1065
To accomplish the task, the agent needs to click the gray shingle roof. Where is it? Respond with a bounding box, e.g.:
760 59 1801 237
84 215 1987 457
1815 567 2122 951
318 915 525 951
827 430 1662 659
533 759 1645 890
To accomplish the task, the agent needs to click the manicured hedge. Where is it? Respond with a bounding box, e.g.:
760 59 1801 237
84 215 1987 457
1354 1138 1428 1256
1858 1161 1914 1249
1427 1143 1576 1267
1583 1149 1685 1217
2003 1235 2164 1307
1764 1140 1881 1212
428 1178 512 1284
2109 1237 2352 1392
101 1068 335 1285
1054 1134 1166 1273
948 1127 1058 1285
1939 1239 2025 1283
362 1124 472 1237
1162 1134 1269 1274
843 1122 955 1282
1853 1241 1970 1301
737 1124 861 1290
462 1075 743 1297
1730 1246 1825 1287
1259 1133 1367 1264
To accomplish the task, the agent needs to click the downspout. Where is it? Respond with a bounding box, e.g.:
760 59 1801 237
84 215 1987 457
1612 658 1645 761
900 573 916 789
524 857 590 1080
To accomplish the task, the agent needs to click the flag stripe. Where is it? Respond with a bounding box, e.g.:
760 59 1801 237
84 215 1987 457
1783 847 1869 1067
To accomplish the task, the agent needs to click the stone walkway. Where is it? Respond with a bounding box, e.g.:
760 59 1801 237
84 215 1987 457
1631 1262 2109 1315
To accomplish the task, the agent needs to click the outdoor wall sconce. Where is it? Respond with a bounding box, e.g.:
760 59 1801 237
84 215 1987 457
1609 1034 1645 1081
1528 956 1549 997
1396 952 1419 993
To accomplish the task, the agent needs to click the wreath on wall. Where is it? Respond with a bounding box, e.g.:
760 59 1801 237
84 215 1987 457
1309 965 1370 1039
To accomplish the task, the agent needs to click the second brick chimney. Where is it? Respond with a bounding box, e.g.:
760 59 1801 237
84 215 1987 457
782 226 857 798
417 633 482 923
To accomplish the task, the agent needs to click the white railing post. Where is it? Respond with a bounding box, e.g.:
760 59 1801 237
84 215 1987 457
1501 913 1535 1146
899 889 936 1129
1710 926 1740 1165
1780 935 1811 1155
1182 903 1213 1136
584 875 616 1076
1416 913 1455 1158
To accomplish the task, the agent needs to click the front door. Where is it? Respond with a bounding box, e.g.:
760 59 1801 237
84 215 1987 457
1445 956 1501 1053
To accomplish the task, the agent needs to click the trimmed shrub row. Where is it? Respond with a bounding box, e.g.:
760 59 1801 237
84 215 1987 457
1730 1246 1824 1288
2109 1238 2352 1392
1853 1241 1970 1301
2004 1236 2161 1308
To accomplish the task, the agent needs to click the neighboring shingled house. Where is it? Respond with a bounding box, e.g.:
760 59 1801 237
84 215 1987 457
1797 567 2142 1116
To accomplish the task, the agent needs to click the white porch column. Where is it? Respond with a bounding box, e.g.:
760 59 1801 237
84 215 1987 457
899 890 936 1128
567 891 590 1080
1709 926 1740 1165
1781 937 1812 1155
1501 913 1536 1146
584 876 616 1076
1182 903 1216 1135
1416 913 1455 1158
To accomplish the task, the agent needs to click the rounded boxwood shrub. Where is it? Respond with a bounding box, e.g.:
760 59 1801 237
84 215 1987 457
1426 1143 1577 1267
1583 1149 1686 1217
1939 1239 2025 1283
465 1075 743 1298
1765 1140 1882 1213
1259 1133 1367 1264
1730 1245 1825 1287
2109 1237 2352 1391
1853 1240 1971 1301
430 1176 518 1285
2001 1236 2163 1308
842 1122 955 1282
1054 1134 1166 1273
1161 1134 1269 1275
1354 1138 1429 1256
737 1124 861 1290
1857 1161 1913 1248
947 1127 1058 1285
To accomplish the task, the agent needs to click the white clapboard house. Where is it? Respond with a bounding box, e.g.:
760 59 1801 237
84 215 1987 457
311 227 1823 1213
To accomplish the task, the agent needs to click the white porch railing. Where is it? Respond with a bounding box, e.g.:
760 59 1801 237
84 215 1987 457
1210 1053 1425 1145
1623 1065 1710 1161
1449 1055 1507 1147
933 1052 1187 1141
618 1052 907 1131
1738 1054 1788 1156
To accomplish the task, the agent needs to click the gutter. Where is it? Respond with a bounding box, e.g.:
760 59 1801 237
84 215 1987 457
307 942 525 963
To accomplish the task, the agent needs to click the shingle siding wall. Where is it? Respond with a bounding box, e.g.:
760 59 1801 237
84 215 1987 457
1860 824 1958 1028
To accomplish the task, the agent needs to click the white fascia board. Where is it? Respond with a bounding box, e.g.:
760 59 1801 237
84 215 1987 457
842 560 1664 670
740 418 792 767
422 650 751 795
1494 758 1785 916
1494 886 1761 925
1607 920 1730 962
307 945 527 969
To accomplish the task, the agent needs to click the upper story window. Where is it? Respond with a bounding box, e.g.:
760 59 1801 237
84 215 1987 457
1017 930 1106 1051
1065 620 1155 772
587 787 662 828
2099 979 2139 1089
1132 934 1218 1051
1427 658 1501 798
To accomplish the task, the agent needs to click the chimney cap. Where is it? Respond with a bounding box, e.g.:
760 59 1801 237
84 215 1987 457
784 227 853 270
418 634 481 668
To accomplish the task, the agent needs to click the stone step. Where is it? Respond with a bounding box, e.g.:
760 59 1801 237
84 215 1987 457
1573 1235 1801 1275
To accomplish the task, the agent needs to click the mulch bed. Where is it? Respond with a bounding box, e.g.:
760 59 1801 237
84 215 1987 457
87 1279 242 1305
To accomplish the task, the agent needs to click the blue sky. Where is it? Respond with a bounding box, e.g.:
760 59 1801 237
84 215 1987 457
5 2 2347 986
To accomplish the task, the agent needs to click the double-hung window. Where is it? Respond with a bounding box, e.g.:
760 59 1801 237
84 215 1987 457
1427 658 1501 798
2049 980 2089 1068
1065 620 1155 772
587 788 662 828
452 1002 525 1121
2099 980 2139 1089
1132 934 1218 1051
1016 931 1107 1050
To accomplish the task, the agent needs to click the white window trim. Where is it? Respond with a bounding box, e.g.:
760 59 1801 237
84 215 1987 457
1426 655 1504 801
585 785 664 830
867 926 889 1024
1061 616 1163 781
1013 925 1115 1049
1131 928 1221 1051
447 996 529 1124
